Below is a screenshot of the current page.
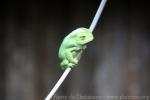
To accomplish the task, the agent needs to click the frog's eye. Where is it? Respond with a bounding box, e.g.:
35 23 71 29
80 36 86 40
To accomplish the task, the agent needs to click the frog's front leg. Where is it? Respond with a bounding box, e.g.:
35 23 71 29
65 49 78 64
69 46 81 51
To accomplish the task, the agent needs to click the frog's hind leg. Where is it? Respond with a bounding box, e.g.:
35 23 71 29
65 50 78 64
60 59 69 69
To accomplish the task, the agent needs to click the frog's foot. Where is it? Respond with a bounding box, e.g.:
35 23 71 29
73 58 78 64
60 59 69 69
61 63 76 69
68 63 76 67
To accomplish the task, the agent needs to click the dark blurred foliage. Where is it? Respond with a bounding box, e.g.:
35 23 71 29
0 0 150 100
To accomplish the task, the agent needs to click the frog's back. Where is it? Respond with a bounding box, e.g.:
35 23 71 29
58 37 69 59
58 28 80 59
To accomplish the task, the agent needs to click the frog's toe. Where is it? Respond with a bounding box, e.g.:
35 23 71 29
73 59 78 64
68 63 75 67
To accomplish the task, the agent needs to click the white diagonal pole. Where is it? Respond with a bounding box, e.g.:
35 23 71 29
45 0 107 100
45 68 71 100
89 0 107 32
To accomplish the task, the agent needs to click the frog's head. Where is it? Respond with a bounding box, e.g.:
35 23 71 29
72 28 94 45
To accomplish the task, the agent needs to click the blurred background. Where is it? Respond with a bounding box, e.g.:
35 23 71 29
0 0 150 100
